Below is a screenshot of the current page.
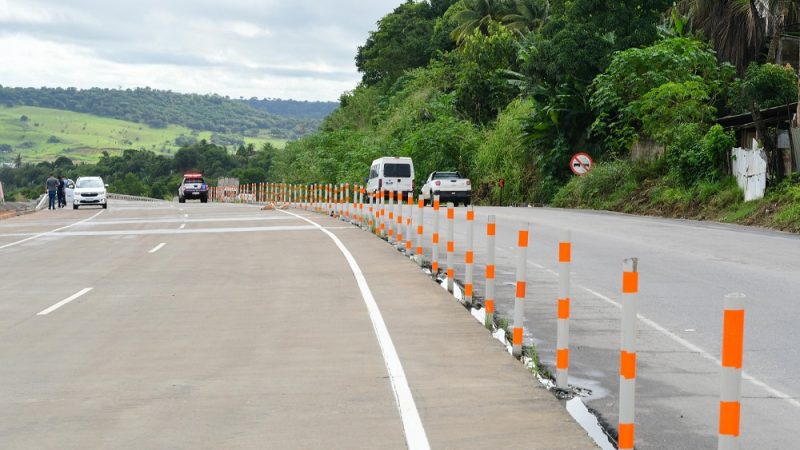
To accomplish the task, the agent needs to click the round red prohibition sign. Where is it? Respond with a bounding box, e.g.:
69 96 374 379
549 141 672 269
570 152 593 176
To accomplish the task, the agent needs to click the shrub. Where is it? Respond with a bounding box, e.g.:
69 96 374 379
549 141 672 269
666 124 734 185
731 63 798 112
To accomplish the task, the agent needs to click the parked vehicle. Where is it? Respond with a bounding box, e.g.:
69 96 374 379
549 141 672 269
366 157 415 202
73 176 108 209
178 173 209 203
421 171 471 206
64 178 75 205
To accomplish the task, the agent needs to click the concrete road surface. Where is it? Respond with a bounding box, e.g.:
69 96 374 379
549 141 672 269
0 200 595 449
406 203 800 449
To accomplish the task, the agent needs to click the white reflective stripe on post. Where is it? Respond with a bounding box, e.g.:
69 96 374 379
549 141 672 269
556 230 571 389
431 196 440 276
512 222 528 358
619 257 639 450
719 293 745 450
405 195 413 252
484 216 496 328
446 202 455 293
416 198 424 262
464 205 474 306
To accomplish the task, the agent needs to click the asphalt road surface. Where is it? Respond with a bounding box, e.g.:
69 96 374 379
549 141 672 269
405 203 800 449
0 200 594 449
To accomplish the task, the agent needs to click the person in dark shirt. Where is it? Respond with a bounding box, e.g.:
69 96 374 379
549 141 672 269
57 175 66 208
45 173 59 210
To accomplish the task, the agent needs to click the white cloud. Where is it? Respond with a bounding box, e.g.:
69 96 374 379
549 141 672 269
0 0 402 100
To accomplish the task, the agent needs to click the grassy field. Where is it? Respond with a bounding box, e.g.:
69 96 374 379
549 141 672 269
0 106 287 163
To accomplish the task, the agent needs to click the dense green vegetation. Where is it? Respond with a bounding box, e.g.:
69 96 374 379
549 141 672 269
0 86 327 139
242 98 339 120
0 106 285 164
257 0 800 231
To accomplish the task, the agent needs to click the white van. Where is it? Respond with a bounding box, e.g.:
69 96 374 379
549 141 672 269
366 157 415 202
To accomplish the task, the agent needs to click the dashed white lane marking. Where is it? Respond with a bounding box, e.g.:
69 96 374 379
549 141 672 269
179 224 186 229
37 288 93 316
1 225 317 238
0 211 104 251
148 242 166 253
578 286 800 409
183 214 188 218
279 210 430 450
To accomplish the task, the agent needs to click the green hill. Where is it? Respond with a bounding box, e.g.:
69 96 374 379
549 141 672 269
0 106 286 163
0 86 331 139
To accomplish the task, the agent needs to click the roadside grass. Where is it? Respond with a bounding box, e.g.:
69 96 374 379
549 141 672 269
552 159 800 233
0 106 286 163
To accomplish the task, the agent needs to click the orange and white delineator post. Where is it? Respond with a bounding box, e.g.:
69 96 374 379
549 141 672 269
619 258 639 450
368 192 375 231
396 193 404 246
464 205 475 306
512 223 529 358
431 195 440 276
416 197 424 263
556 230 572 389
719 293 745 450
405 194 413 252
484 215 496 328
378 190 385 237
387 190 395 243
344 183 350 221
446 202 455 293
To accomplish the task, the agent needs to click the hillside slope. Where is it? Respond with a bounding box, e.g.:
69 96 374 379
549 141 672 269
0 106 285 163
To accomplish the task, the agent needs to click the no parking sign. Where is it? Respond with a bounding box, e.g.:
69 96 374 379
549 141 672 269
570 153 593 176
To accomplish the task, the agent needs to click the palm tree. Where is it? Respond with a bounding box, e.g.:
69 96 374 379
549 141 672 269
502 0 549 37
678 0 800 73
451 0 516 44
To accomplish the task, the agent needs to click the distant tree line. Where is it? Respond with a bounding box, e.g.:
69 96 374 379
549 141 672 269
0 141 280 201
0 86 327 139
243 98 339 120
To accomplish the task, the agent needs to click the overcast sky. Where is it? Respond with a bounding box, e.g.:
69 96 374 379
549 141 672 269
0 0 402 101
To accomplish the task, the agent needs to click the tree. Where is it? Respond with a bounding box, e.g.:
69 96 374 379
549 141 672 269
450 0 515 44
355 1 439 86
677 0 800 73
501 0 549 36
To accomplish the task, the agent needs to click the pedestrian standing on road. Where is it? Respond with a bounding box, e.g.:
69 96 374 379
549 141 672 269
45 173 58 210
57 175 66 208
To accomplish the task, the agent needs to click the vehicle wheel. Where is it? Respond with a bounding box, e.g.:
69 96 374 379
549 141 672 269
102 203 108 209
73 205 78 210
179 196 185 203
200 196 208 203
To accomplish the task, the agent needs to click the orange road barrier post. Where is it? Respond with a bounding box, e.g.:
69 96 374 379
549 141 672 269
388 190 395 243
512 223 529 358
345 183 350 221
431 195 440 277
334 184 340 217
484 215 496 328
556 230 572 389
378 189 385 237
396 192 404 247
719 293 745 450
416 197 424 264
619 258 639 450
464 205 475 306
369 192 375 231
405 194 413 253
446 202 455 293
359 186 365 228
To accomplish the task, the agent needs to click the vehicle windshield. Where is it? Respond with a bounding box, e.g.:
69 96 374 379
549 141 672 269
433 172 461 179
185 178 204 184
76 179 103 188
383 163 411 177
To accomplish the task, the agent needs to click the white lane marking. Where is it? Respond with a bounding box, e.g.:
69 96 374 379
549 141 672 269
279 210 430 450
183 214 188 218
0 210 104 251
37 288 93 316
148 242 166 253
179 224 186 229
579 285 800 409
48 225 317 236
75 215 294 226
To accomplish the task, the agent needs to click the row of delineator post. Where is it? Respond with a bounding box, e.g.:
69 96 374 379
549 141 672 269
214 182 747 450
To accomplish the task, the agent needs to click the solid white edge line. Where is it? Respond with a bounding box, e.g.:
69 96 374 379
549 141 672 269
279 209 430 450
37 287 93 315
0 210 104 251
579 285 800 409
148 242 166 253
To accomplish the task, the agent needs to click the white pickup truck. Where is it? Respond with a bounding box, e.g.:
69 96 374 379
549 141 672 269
421 171 471 206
